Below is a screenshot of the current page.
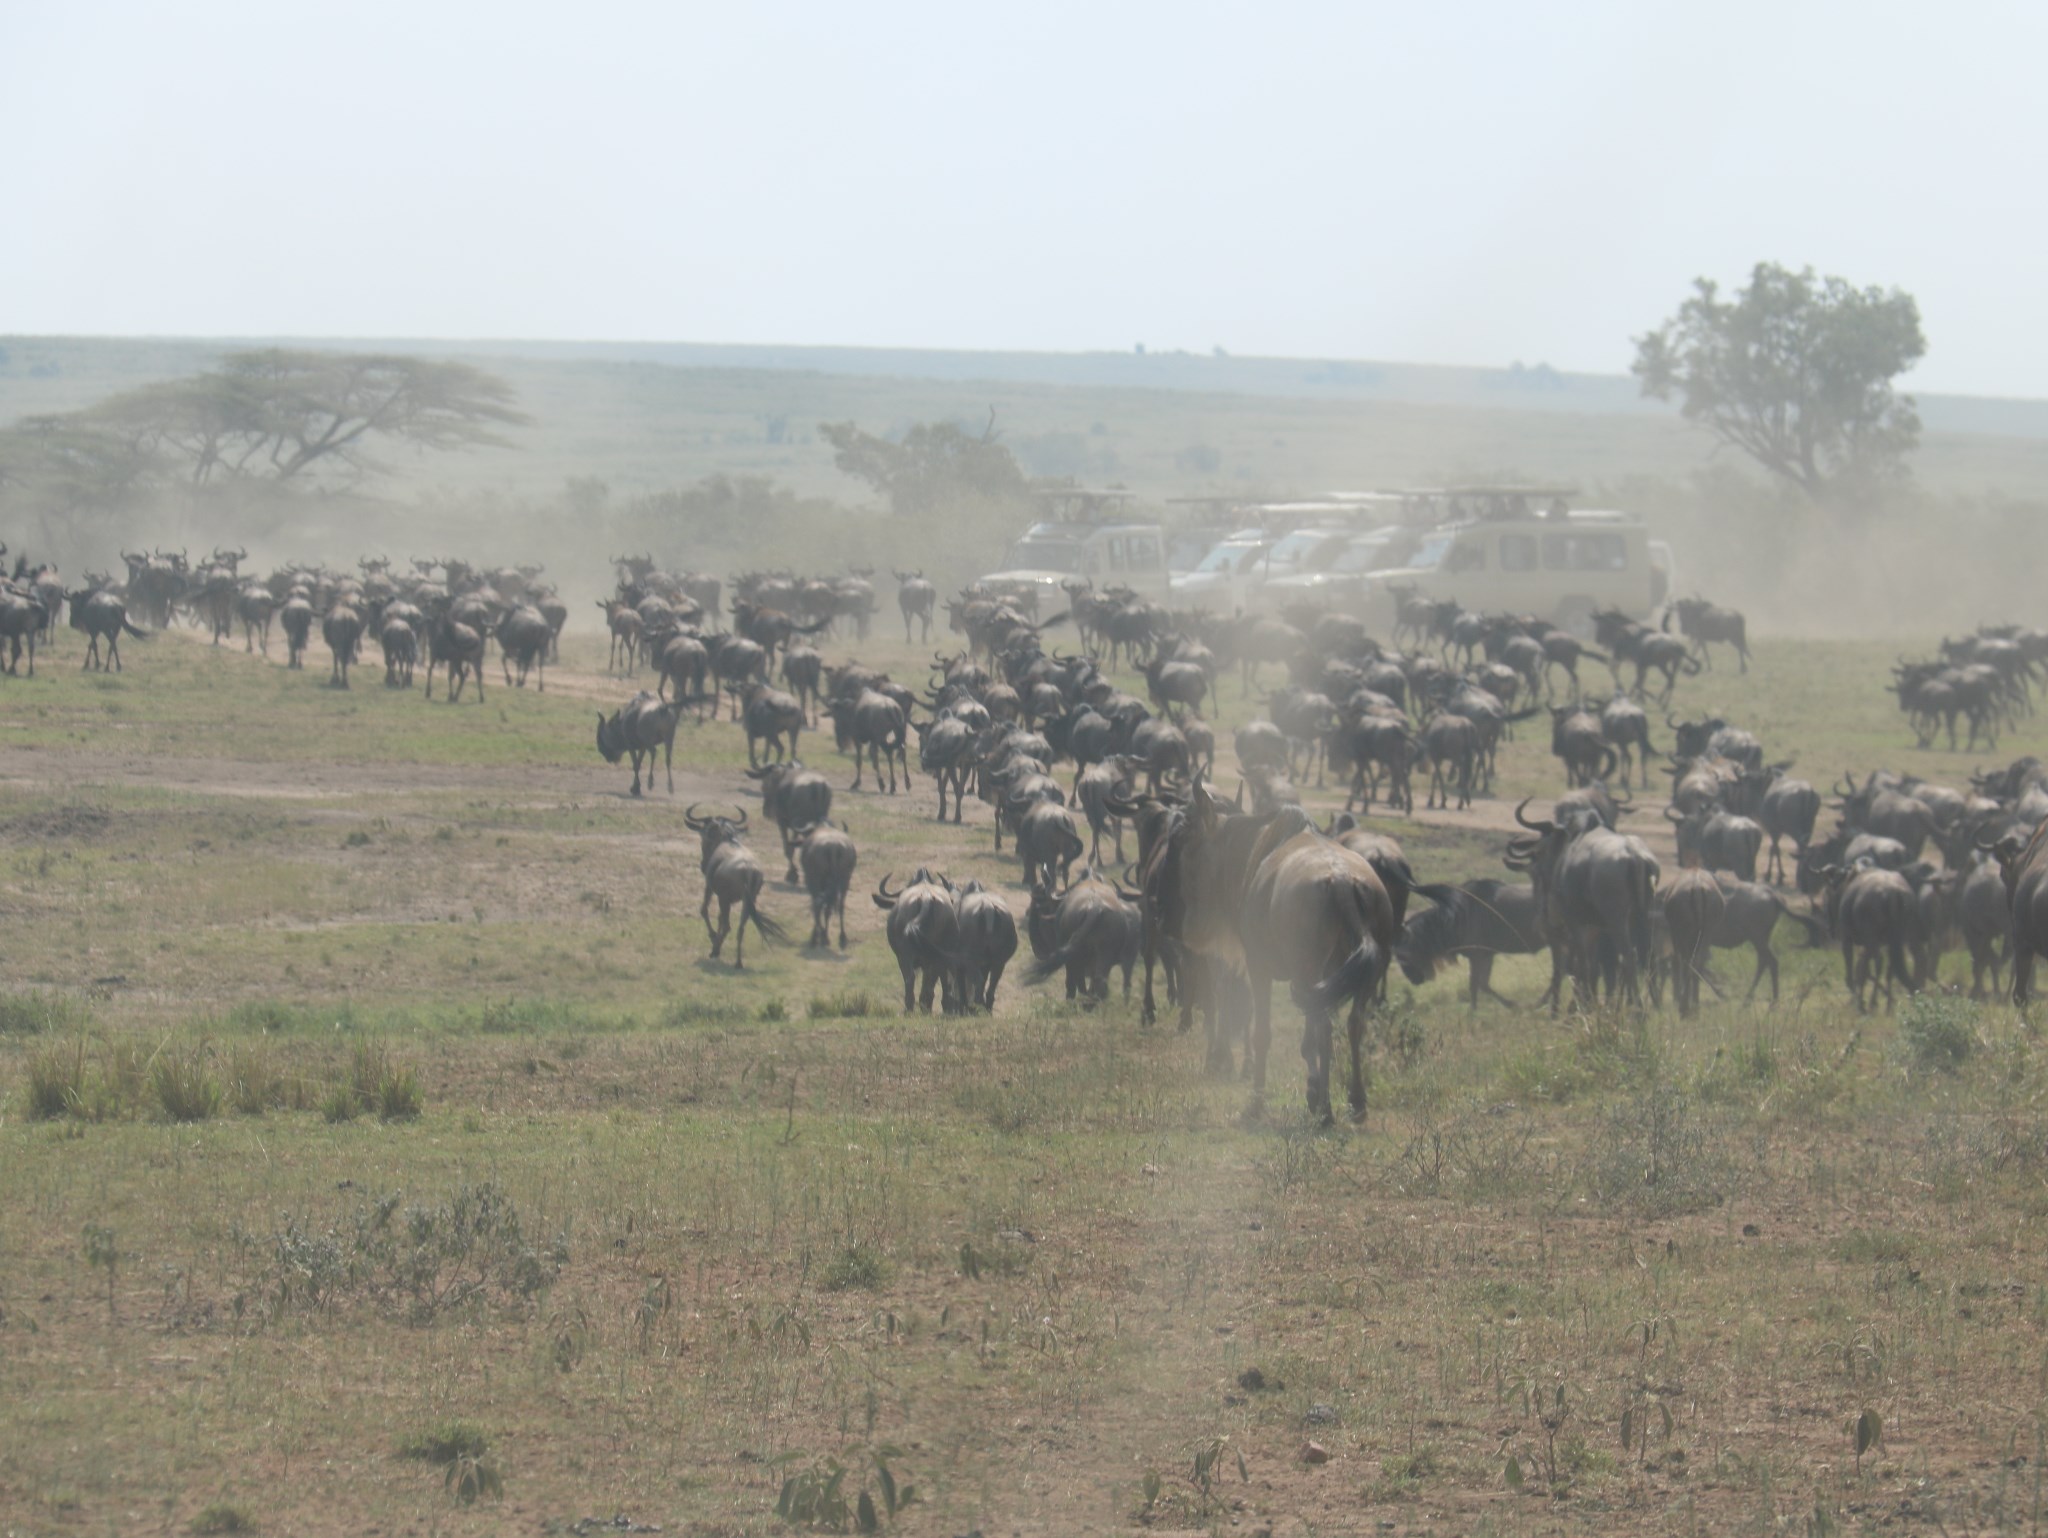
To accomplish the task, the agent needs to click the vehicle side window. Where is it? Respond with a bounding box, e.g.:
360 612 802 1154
1445 540 1486 573
1126 536 1159 570
1238 549 1263 574
1105 538 1125 572
1500 533 1539 572
1542 533 1628 572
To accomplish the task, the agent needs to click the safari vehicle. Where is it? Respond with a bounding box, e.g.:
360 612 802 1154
979 489 1172 610
1347 497 1674 635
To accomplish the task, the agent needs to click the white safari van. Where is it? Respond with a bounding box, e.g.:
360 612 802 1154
978 518 1173 612
1349 506 1675 636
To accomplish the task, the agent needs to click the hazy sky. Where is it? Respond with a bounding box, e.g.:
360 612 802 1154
6 1 2040 397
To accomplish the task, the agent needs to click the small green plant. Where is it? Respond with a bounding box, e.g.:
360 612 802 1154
821 1244 890 1293
398 1422 500 1505
1898 995 1978 1074
0 990 91 1036
773 1447 918 1531
807 990 876 1020
83 1222 118 1320
399 1421 490 1465
321 1040 422 1122
189 1502 254 1534
25 1042 85 1119
757 999 789 1023
151 1043 224 1122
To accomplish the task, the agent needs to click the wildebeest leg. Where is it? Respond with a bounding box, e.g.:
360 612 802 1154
1842 940 1861 1011
920 966 941 1012
1752 940 1778 1003
836 891 849 950
898 960 917 1013
1299 1005 1333 1123
1344 994 1370 1124
701 887 719 953
1247 970 1273 1092
984 957 1006 1007
628 749 644 797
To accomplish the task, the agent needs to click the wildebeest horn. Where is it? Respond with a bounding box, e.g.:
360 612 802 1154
876 873 898 899
1513 796 1550 831
730 805 747 827
683 803 707 828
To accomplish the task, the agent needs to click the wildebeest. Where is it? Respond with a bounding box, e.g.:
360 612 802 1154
322 603 364 688
1757 770 1822 886
747 760 833 881
0 587 46 676
67 588 149 672
736 681 806 768
1660 869 1826 1014
497 603 552 690
873 869 961 1012
595 692 680 796
1508 798 1661 1010
1022 869 1141 1004
1819 861 1917 1012
1238 806 1397 1123
1666 805 1766 883
956 880 1018 1010
1988 821 2048 1004
1013 798 1084 894
422 610 488 702
1666 596 1751 673
655 632 712 716
1597 695 1656 789
793 821 858 950
915 713 978 823
1551 705 1618 789
1956 851 2012 1000
1396 878 1550 1010
379 616 417 688
826 690 909 793
685 804 786 968
1419 712 1480 810
895 571 937 644
280 596 314 669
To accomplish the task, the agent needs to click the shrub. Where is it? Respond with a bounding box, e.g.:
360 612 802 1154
1898 994 1978 1074
25 1042 85 1119
151 1044 224 1122
821 1243 891 1292
1583 1084 1735 1218
398 1422 490 1465
189 1503 254 1534
807 990 876 1020
0 990 91 1037
322 1040 422 1122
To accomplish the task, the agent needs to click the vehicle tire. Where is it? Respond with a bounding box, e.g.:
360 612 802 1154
1554 596 1597 639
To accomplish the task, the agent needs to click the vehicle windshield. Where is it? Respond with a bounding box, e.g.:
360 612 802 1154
1192 541 1259 575
1007 539 1083 573
1330 538 1389 574
1407 532 1455 570
1265 531 1331 566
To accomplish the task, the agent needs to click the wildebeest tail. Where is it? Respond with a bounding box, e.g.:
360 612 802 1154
122 618 150 639
744 898 791 945
1296 932 1384 1013
1021 908 1117 986
1772 895 1830 947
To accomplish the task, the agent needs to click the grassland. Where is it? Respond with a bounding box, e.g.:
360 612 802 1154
4 617 2048 1536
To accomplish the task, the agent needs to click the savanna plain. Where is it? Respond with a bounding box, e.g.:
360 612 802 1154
6 614 2048 1538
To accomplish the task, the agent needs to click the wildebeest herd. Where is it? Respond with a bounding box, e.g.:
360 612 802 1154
15 540 2048 1125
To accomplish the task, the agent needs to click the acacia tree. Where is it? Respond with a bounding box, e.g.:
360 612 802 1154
1632 263 1925 503
82 349 531 486
819 413 1029 516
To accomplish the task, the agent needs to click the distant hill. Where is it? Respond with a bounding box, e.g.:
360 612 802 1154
3 335 2046 504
